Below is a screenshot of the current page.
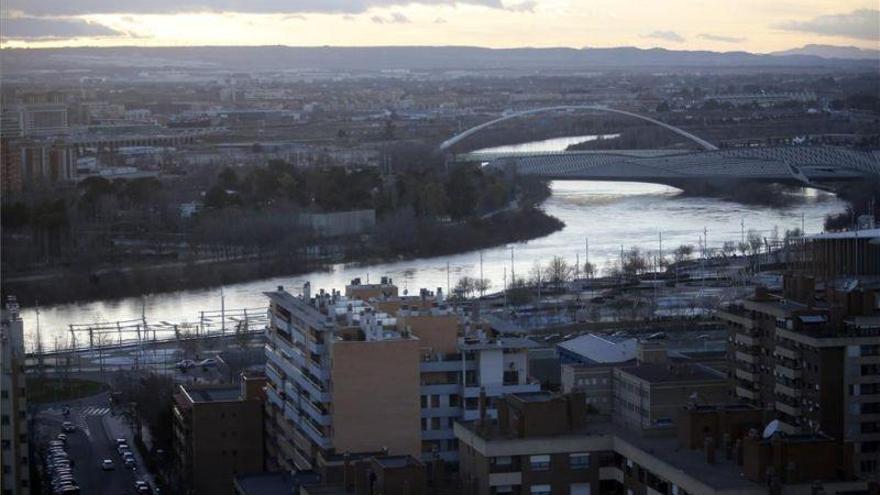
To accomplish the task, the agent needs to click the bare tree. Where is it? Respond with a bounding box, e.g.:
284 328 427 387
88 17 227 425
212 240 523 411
474 278 491 298
721 241 737 258
544 256 572 291
582 260 596 279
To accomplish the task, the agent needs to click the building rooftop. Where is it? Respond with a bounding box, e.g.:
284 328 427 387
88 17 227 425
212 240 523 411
181 385 241 403
457 336 538 350
557 334 638 363
234 471 320 495
618 363 726 384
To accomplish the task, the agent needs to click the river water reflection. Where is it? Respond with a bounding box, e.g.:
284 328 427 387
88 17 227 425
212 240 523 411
21 136 846 348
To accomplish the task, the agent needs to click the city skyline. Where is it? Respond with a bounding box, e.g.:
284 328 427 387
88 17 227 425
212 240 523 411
1 1 878 53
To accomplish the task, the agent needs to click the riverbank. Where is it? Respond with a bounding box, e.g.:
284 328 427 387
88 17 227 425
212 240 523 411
2 207 564 307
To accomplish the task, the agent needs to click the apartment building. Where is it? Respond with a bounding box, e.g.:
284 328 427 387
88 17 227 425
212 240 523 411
612 362 729 434
1 297 30 495
263 282 422 478
719 228 880 479
172 377 265 495
263 279 539 478
455 392 867 495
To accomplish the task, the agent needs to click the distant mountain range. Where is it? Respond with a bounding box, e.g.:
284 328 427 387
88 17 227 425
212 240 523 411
771 44 880 60
1 44 877 73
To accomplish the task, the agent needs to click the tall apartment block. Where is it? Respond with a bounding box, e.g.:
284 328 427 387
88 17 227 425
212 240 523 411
172 376 266 495
1 297 30 495
262 278 539 480
719 228 880 479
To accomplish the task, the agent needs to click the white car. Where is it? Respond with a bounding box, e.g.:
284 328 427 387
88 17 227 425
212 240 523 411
101 459 114 471
195 358 217 368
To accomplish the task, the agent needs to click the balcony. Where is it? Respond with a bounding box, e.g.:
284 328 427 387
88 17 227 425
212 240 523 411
463 380 541 398
775 363 802 380
773 345 800 361
265 384 285 411
300 398 332 426
776 400 801 417
735 386 758 400
775 382 801 398
599 466 625 483
734 333 757 347
300 417 331 449
265 361 284 387
735 368 757 382
420 359 474 373
421 428 455 441
735 351 757 364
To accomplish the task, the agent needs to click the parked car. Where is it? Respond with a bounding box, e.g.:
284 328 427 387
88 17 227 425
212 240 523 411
117 445 130 456
175 359 195 370
62 422 76 433
101 459 114 471
56 433 68 442
124 457 137 469
196 358 217 368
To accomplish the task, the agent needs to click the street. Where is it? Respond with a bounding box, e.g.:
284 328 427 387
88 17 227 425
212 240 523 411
35 392 157 495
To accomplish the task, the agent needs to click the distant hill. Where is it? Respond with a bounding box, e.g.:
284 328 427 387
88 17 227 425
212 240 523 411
2 45 877 73
771 44 880 60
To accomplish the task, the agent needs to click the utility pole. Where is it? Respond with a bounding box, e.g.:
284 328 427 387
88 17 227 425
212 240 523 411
703 226 708 258
741 217 745 245
446 262 450 297
585 238 590 278
479 251 484 298
509 246 516 283
503 267 508 309
220 287 226 335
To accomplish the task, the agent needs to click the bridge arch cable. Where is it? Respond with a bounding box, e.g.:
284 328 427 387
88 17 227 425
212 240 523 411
438 105 719 152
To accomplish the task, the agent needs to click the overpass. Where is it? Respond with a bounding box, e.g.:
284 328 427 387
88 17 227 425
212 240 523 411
480 146 880 186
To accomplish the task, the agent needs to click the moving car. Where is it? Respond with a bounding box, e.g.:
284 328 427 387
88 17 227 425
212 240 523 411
101 459 114 471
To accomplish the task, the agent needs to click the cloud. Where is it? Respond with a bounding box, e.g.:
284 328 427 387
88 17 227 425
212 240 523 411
6 0 505 16
434 17 446 24
698 33 746 43
1 16 126 40
371 12 410 24
641 30 685 43
504 1 536 12
776 9 879 41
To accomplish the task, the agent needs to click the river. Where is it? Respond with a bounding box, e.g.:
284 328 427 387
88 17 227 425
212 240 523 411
20 135 846 349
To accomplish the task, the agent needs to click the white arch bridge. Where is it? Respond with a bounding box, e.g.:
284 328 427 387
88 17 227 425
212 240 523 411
439 106 879 185
478 147 880 186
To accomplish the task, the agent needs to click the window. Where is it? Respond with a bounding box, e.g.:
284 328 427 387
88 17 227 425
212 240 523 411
449 394 460 407
492 456 512 466
431 395 440 408
530 454 550 471
570 483 591 495
421 395 428 408
531 485 551 495
570 453 590 469
495 487 513 495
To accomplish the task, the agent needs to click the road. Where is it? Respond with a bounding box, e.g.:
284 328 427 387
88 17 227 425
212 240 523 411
35 392 156 495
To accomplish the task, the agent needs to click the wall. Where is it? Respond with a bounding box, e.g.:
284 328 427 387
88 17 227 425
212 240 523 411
330 338 421 458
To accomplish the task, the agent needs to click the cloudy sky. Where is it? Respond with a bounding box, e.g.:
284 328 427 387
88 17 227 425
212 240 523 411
1 0 878 52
